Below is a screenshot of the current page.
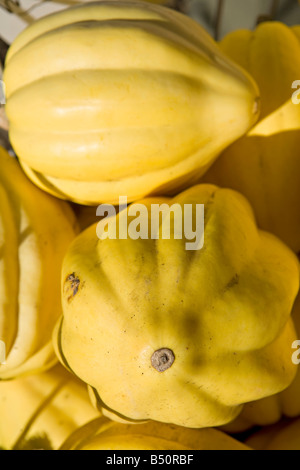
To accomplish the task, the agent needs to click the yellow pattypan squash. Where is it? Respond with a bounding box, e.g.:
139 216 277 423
53 184 299 428
220 289 300 433
3 0 259 205
59 416 250 451
201 21 300 253
0 146 78 380
0 363 99 450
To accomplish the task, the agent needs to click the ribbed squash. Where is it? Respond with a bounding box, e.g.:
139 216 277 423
53 184 299 428
200 21 300 253
0 146 78 380
3 0 259 205
0 363 99 450
59 416 250 450
220 289 300 433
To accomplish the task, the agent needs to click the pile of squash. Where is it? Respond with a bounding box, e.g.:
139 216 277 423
0 0 300 451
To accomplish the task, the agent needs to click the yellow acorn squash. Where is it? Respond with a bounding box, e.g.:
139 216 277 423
3 0 259 205
0 146 78 380
0 363 99 450
53 184 299 428
200 21 300 253
59 416 251 450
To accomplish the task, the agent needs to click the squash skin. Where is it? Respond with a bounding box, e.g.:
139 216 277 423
59 416 251 450
0 364 99 450
3 1 259 205
200 22 300 253
0 146 78 380
53 184 299 428
220 289 300 433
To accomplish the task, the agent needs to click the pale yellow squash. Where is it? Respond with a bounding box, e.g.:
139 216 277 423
3 1 259 205
0 146 78 379
220 289 300 433
53 184 299 428
0 364 99 450
59 416 251 450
